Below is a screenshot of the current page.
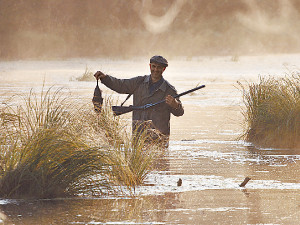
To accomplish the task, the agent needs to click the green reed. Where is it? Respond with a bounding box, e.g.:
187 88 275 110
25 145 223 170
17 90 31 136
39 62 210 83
239 71 300 148
0 87 158 198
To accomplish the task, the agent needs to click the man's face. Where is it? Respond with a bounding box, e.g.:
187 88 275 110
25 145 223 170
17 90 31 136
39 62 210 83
150 62 166 81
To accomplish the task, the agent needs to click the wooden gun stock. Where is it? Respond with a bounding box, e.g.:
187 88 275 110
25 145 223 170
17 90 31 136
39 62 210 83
112 105 138 116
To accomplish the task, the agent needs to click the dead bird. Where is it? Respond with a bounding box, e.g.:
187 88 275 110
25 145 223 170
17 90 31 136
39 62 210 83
177 178 182 186
92 79 103 113
239 177 251 187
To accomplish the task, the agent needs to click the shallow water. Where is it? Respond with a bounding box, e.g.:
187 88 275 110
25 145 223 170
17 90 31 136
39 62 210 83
0 55 300 224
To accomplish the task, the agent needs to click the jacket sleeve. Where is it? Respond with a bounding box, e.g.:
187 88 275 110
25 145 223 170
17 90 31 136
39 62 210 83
101 75 143 94
166 85 184 116
170 98 184 116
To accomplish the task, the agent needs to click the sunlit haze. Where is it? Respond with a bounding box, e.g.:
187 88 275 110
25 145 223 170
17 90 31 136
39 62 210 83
0 0 300 60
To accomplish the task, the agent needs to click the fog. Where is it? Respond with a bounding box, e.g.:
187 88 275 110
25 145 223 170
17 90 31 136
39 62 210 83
0 0 300 60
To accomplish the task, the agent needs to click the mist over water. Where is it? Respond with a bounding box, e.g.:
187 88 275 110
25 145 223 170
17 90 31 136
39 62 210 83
0 0 300 60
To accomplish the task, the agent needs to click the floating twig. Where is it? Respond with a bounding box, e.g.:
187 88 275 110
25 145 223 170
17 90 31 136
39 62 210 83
177 178 182 186
239 177 251 187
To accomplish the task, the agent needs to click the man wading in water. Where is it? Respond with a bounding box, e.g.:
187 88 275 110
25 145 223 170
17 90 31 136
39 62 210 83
94 55 184 145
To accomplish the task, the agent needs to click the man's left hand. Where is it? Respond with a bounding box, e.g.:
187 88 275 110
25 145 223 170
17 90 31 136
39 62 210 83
165 95 179 109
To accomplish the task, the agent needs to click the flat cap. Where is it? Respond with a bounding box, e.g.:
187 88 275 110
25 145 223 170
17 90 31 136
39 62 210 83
150 55 168 67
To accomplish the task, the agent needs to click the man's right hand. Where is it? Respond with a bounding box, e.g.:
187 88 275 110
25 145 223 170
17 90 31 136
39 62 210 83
94 71 107 80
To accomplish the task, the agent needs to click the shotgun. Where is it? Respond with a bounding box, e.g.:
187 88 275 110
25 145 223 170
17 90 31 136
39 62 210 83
112 84 205 116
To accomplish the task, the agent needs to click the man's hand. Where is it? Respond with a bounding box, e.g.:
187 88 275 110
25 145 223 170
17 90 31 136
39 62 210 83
165 95 180 109
94 71 107 80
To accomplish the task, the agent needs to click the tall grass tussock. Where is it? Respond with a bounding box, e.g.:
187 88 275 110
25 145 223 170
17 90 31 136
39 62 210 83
0 87 158 198
239 71 300 148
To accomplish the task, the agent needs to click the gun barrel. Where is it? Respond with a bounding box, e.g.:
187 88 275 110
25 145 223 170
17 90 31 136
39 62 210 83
175 85 205 98
144 85 206 109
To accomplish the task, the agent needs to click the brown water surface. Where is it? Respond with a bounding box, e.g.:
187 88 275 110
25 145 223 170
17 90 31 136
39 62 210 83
0 55 299 224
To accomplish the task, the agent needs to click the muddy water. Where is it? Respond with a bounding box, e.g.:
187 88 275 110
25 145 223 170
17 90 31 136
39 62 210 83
0 55 300 224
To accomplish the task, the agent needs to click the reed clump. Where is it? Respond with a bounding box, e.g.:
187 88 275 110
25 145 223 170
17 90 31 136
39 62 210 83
239 71 300 148
0 87 158 198
82 100 160 194
73 66 95 81
104 130 159 194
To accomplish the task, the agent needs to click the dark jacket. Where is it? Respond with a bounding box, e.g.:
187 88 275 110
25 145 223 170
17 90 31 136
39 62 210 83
101 75 184 135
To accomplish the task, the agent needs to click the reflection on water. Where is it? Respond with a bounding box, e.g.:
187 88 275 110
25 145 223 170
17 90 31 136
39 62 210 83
0 56 300 224
1 189 300 224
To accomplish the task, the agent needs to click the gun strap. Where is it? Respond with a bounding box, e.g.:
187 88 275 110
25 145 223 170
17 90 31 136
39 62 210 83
121 93 132 106
120 77 145 107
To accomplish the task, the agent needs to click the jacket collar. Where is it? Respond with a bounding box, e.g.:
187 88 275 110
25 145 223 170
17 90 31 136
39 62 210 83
144 75 167 92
